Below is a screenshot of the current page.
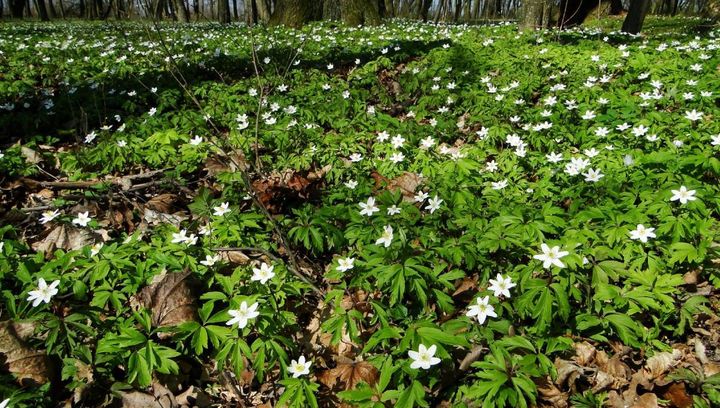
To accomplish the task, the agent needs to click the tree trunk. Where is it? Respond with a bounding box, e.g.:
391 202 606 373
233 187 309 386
340 0 381 25
454 0 462 20
174 0 189 21
35 0 49 19
621 0 650 33
47 0 56 17
10 0 25 17
323 0 341 19
269 0 320 27
218 0 230 22
520 0 547 30
232 0 237 19
255 0 270 21
418 0 431 20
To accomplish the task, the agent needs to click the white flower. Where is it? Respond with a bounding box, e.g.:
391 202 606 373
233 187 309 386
487 274 516 298
251 262 275 284
466 296 497 324
213 202 231 216
84 131 97 143
288 355 312 378
408 344 441 370
336 257 355 272
425 195 443 214
72 211 92 227
226 301 260 329
90 243 103 256
391 135 405 149
359 197 380 216
189 136 203 145
39 209 60 224
345 180 358 189
583 168 604 182
201 254 221 266
685 109 703 121
546 152 563 163
581 110 596 120
117 140 127 147
389 152 405 163
491 180 508 190
0 398 8 408
171 229 190 243
148 107 157 116
629 224 656 243
407 189 427 203
376 225 394 248
199 225 213 236
27 278 60 307
387 205 401 215
533 243 569 269
670 186 696 205
349 153 363 162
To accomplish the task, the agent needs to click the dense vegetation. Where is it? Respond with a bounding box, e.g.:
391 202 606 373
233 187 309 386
1 16 720 408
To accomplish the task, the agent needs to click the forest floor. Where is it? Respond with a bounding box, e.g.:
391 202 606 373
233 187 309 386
1 16 720 408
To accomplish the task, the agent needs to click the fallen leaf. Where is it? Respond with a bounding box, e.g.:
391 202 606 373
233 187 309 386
572 341 596 366
644 350 682 380
218 250 251 265
132 271 197 329
631 393 659 408
536 376 568 408
31 224 98 255
0 321 53 385
318 357 379 390
663 382 693 408
387 172 423 201
21 146 42 164
146 193 179 213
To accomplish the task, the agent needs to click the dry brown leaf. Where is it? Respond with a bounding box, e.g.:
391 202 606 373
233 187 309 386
554 358 583 391
452 277 478 297
644 350 682 380
630 393 659 408
205 150 249 176
536 376 569 408
218 250 251 265
0 321 53 385
132 271 197 329
119 391 173 408
387 172 423 201
146 193 179 213
307 164 332 180
318 358 379 390
21 146 43 164
664 382 693 408
572 341 596 366
31 224 98 255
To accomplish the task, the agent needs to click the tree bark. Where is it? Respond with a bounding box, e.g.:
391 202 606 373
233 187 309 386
35 0 49 19
323 0 341 19
255 0 270 21
10 0 25 17
269 0 320 27
340 0 381 25
621 0 650 33
218 0 230 22
520 0 548 30
174 0 189 21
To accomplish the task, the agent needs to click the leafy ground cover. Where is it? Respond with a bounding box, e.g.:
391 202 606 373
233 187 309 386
1 16 720 408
